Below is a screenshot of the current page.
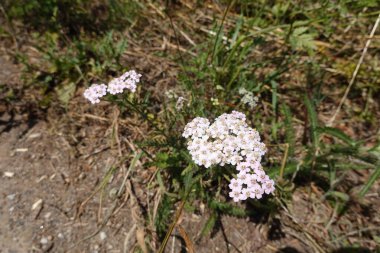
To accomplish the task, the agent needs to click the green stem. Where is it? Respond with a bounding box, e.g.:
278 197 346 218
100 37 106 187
121 97 170 140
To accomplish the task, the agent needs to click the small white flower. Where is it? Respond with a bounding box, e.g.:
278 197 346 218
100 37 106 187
229 189 242 202
245 174 259 187
237 171 249 182
240 188 254 200
262 179 275 194
250 184 264 199
255 169 269 183
229 178 243 191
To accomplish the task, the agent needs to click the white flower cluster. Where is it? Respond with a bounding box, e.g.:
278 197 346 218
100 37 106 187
183 111 275 202
84 70 142 104
83 84 107 104
238 87 259 108
107 70 141 94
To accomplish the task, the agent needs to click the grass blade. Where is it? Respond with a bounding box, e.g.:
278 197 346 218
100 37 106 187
316 127 356 147
359 166 380 198
304 95 319 149
281 103 295 156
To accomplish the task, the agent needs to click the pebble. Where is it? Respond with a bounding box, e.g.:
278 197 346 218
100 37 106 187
40 237 48 244
44 212 52 219
100 231 107 241
7 194 16 200
28 133 41 139
3 171 15 178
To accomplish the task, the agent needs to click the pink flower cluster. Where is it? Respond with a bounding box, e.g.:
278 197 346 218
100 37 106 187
84 70 142 104
183 111 275 202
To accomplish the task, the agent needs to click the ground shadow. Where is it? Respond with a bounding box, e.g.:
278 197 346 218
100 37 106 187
276 247 302 253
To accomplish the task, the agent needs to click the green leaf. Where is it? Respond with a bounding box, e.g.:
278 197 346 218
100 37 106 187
316 127 356 147
359 166 380 198
200 212 217 237
181 164 194 176
155 194 174 239
289 27 316 53
55 82 76 104
325 191 350 202
304 95 319 148
209 200 247 217
155 152 169 169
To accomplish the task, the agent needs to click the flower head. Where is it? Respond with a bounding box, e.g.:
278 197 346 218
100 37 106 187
83 84 107 104
228 178 243 191
84 70 141 104
182 111 275 202
262 179 275 194
107 70 141 94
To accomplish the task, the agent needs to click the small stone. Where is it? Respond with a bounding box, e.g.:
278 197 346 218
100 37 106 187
7 194 16 200
28 133 41 139
78 172 86 180
3 172 15 178
15 148 28 152
100 231 107 241
40 237 48 244
58 233 64 239
44 212 52 219
41 241 54 252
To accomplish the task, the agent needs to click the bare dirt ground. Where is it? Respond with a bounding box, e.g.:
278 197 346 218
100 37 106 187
0 122 306 253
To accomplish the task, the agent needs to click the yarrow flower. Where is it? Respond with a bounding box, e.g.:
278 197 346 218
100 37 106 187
84 70 141 103
83 84 107 104
175 96 185 110
107 70 141 94
182 111 275 202
238 88 259 108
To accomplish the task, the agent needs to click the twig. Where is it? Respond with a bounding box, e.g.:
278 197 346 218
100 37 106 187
171 232 176 253
331 227 380 242
124 224 137 253
328 13 380 126
157 197 187 253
